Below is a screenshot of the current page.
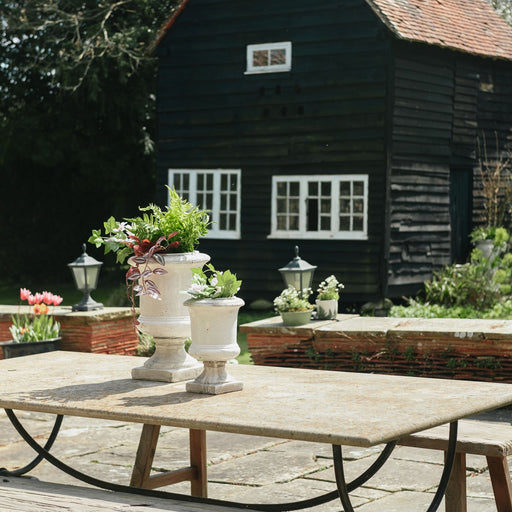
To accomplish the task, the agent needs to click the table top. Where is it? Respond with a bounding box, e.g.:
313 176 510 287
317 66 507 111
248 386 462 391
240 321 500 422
2 351 512 447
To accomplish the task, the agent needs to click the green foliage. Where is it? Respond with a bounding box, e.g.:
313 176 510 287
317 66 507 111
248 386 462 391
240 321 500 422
273 286 313 313
89 188 210 263
0 1 179 282
10 314 60 342
316 275 344 300
186 264 242 299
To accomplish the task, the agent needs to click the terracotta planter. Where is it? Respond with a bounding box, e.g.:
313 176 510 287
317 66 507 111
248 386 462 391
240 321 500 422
280 310 312 326
131 251 210 383
316 299 338 320
184 296 244 394
0 337 60 359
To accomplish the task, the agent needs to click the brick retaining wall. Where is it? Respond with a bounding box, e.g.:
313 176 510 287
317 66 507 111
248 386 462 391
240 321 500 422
240 315 512 382
0 306 139 359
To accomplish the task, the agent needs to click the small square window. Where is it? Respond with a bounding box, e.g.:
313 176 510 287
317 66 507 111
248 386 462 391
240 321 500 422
246 42 292 74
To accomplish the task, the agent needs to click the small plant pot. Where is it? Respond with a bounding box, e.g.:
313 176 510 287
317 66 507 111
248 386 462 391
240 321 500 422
280 310 312 326
316 299 338 320
0 338 61 359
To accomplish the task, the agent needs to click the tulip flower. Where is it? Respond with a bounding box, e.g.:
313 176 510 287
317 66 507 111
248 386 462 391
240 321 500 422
28 294 37 305
34 292 44 304
20 288 31 301
52 295 63 306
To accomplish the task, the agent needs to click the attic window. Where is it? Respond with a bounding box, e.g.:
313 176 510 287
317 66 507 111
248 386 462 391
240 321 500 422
245 42 292 74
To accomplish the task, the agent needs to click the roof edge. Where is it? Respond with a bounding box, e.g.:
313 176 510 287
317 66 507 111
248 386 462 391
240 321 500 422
146 0 190 56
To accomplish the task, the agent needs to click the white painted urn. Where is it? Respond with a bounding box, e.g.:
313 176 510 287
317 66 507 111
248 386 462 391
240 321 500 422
131 251 210 382
184 296 245 394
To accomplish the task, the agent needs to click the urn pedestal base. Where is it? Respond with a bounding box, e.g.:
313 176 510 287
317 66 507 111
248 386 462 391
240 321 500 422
186 361 243 395
132 364 203 383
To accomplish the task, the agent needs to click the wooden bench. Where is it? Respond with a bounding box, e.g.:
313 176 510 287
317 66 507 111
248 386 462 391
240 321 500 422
399 419 512 512
0 475 247 512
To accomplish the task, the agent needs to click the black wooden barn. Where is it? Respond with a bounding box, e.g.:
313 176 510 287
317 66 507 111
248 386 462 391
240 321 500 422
152 0 512 306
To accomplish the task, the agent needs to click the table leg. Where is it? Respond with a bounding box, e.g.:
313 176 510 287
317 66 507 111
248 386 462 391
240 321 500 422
487 456 512 512
444 452 467 512
130 424 208 497
0 412 63 477
189 429 207 497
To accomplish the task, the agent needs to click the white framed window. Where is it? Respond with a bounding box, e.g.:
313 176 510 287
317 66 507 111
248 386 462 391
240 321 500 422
168 169 241 239
269 175 368 240
245 41 292 74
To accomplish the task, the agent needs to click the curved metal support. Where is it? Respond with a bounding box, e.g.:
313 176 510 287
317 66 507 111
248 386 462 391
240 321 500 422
2 409 458 512
333 421 459 512
0 411 63 477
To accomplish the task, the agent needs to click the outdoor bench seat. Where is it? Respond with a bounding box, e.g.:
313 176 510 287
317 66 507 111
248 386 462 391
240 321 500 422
0 475 247 512
399 419 512 512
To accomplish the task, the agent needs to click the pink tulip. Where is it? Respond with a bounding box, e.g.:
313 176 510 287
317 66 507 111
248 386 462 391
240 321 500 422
20 288 31 301
28 294 36 305
34 292 44 304
52 295 63 306
42 291 53 305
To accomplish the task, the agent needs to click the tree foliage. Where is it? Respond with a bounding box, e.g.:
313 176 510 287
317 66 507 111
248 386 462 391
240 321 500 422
488 0 512 24
0 1 178 283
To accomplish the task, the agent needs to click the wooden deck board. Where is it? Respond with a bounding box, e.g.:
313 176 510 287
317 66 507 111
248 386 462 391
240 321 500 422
0 476 244 512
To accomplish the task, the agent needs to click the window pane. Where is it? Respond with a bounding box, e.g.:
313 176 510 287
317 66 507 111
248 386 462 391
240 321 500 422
230 194 237 210
320 199 331 213
353 198 364 213
289 182 300 196
339 216 350 230
277 215 287 230
340 198 351 213
229 213 236 229
289 215 299 230
253 50 268 67
277 182 287 196
353 181 364 196
340 182 350 196
230 175 238 191
270 48 285 65
220 195 227 210
206 174 213 189
219 213 227 229
289 198 299 213
277 198 287 213
221 174 227 190
321 181 331 195
197 174 204 189
308 181 318 195
320 216 331 230
353 216 364 231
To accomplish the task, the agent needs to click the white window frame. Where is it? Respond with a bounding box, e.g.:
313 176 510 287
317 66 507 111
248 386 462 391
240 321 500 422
168 169 241 239
269 174 368 240
245 41 292 74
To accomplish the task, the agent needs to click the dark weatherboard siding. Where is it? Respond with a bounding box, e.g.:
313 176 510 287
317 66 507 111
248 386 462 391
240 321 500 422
156 0 391 303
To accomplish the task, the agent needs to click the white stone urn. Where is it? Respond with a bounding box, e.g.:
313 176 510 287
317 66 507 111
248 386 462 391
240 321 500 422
131 251 210 382
184 296 245 394
316 299 338 320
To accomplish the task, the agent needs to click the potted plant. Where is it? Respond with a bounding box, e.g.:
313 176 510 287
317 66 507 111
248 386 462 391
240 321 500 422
1 288 63 359
470 226 510 260
89 187 211 383
273 286 313 326
183 264 244 394
316 275 344 320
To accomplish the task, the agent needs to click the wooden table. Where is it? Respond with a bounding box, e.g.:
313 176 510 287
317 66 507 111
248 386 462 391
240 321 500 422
2 351 512 511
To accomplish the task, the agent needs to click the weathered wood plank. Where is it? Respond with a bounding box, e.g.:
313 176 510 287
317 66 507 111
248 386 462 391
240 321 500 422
0 477 242 512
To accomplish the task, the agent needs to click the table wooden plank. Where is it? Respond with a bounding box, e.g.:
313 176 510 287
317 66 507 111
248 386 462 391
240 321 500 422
2 351 512 447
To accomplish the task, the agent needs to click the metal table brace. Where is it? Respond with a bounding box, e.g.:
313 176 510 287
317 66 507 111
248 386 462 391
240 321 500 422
0 409 458 512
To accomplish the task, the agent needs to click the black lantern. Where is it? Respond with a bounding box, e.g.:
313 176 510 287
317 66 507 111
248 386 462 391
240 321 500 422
68 244 104 311
278 246 317 296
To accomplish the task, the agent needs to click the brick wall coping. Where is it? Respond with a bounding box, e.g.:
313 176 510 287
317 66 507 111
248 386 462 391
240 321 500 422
0 305 136 325
240 314 512 341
